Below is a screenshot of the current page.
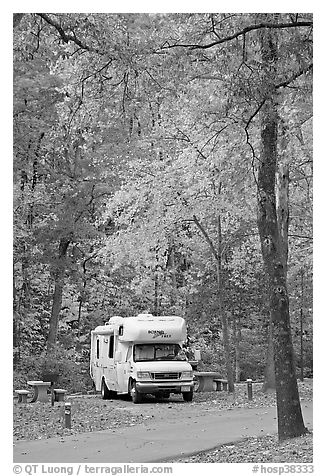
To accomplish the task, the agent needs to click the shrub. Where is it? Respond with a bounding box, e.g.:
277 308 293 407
13 344 94 394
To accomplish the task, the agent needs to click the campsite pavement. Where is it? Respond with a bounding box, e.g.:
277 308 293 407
13 399 313 463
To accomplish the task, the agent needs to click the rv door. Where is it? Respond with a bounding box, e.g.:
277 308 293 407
104 334 118 391
116 344 133 393
90 335 103 391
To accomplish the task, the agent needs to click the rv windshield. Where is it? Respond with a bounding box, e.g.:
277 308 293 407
133 344 187 362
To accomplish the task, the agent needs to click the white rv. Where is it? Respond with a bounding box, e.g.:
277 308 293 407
90 313 194 403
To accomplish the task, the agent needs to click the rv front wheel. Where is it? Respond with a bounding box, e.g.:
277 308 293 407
182 391 193 402
130 381 143 404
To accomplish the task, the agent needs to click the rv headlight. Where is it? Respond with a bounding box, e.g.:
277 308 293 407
181 371 193 379
137 371 151 380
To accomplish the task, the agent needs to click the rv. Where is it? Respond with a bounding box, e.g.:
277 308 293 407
90 313 194 403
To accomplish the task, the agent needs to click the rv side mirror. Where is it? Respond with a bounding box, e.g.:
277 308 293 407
115 351 122 362
194 349 201 361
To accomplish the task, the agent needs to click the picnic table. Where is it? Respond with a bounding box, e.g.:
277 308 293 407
27 381 51 403
188 360 199 370
194 372 221 392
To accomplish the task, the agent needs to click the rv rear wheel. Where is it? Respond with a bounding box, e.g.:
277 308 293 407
101 379 116 400
130 381 143 404
182 391 193 402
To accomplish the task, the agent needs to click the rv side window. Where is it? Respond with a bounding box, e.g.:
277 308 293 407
96 339 100 359
108 335 114 358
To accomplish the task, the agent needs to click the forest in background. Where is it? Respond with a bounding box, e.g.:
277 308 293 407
13 14 312 403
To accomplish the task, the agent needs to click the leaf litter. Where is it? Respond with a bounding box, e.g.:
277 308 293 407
13 380 313 463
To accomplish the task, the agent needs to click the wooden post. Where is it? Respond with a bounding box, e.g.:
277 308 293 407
51 382 54 406
247 378 253 400
64 402 71 429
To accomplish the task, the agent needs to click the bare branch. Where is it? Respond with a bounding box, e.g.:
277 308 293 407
37 13 100 54
162 21 313 50
275 63 312 89
288 234 312 241
210 14 221 39
192 215 219 263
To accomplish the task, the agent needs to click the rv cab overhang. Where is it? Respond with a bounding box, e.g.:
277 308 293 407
90 314 194 403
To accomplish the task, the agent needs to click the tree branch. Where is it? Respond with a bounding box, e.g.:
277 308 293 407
162 21 313 50
192 215 219 263
37 13 100 54
288 234 312 241
275 63 313 89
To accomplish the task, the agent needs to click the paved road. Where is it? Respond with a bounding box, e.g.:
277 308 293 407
13 400 312 463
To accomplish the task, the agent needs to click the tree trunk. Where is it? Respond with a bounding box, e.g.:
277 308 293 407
234 316 241 383
193 210 235 392
153 272 159 315
169 242 178 307
13 265 20 367
263 315 276 391
299 269 305 382
47 238 70 350
217 214 235 392
263 158 289 391
276 162 289 272
257 26 307 441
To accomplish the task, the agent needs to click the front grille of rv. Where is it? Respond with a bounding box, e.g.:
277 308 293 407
151 372 181 380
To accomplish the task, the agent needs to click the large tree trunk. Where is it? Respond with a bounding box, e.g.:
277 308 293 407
263 162 289 391
263 154 289 391
263 156 289 392
257 26 307 441
263 316 276 391
47 238 70 350
276 161 289 272
299 268 305 382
